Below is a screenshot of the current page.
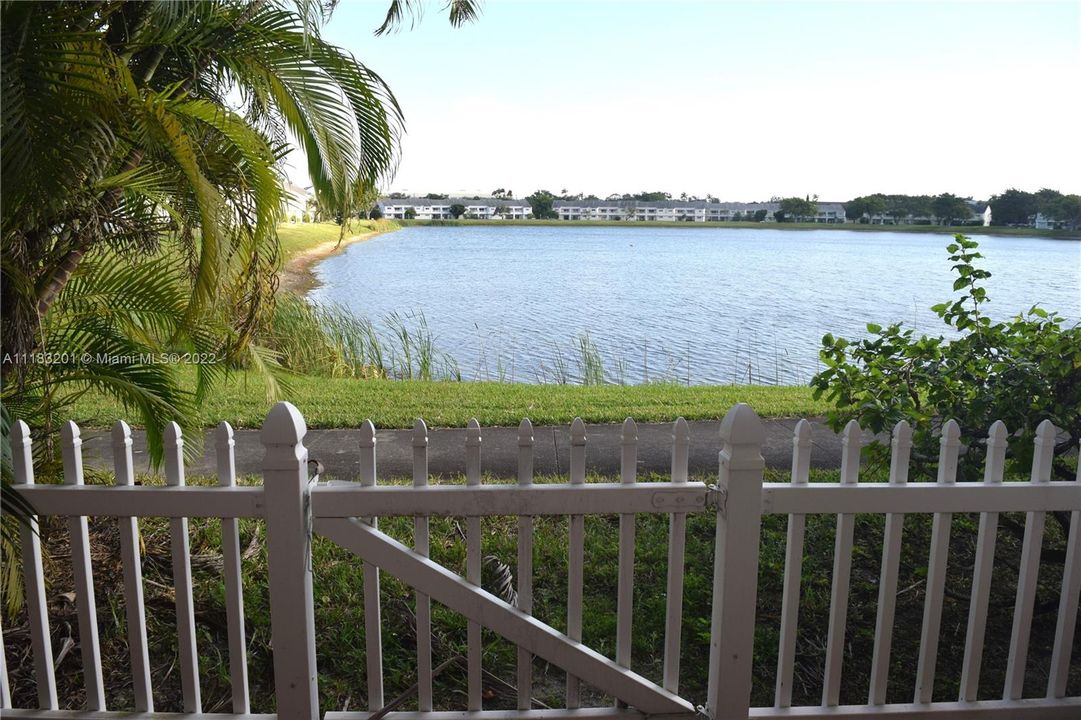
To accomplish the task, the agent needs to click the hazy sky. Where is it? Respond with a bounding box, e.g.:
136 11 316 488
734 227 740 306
298 0 1081 201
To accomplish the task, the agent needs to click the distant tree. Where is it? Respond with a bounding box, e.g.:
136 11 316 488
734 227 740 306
494 204 511 217
1045 194 1081 229
845 194 887 222
491 188 506 198
449 203 467 219
633 191 671 201
388 191 407 199
989 189 1038 226
369 206 384 220
779 197 818 222
753 209 768 222
425 192 449 200
732 211 745 222
526 190 558 219
404 207 417 220
932 193 974 225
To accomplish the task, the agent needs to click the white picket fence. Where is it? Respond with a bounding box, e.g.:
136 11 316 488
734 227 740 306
3 402 1079 719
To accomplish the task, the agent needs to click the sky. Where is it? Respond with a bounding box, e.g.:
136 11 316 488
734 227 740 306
294 0 1081 202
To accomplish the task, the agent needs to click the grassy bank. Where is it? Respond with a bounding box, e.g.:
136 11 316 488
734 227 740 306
404 218 1080 239
277 219 398 260
5 467 1074 712
72 369 826 429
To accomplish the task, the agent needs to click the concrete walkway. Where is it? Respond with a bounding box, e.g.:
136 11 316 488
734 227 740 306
80 418 850 480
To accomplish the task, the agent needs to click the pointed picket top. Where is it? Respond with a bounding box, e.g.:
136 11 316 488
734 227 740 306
358 419 376 449
673 417 689 447
891 420 912 451
888 420 912 486
261 402 306 446
11 418 31 446
112 420 133 449
571 417 586 446
793 418 812 449
11 420 34 486
621 417 637 444
940 419 962 447
839 419 862 485
466 418 482 447
164 421 183 450
518 418 533 447
790 419 813 486
982 420 1008 485
61 419 81 446
412 418 429 447
61 421 84 487
986 420 1008 448
1031 419 1056 484
113 421 136 487
216 422 236 488
216 421 235 448
935 419 962 485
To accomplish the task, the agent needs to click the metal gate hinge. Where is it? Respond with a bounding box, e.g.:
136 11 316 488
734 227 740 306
706 485 727 514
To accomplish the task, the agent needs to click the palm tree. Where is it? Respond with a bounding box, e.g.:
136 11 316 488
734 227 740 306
0 0 479 546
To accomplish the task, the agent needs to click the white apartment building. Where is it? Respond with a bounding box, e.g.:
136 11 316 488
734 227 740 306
554 200 847 223
378 197 533 220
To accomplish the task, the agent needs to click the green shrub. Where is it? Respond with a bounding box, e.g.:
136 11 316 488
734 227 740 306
811 235 1080 481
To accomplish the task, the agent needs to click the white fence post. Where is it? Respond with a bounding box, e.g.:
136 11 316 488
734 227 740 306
11 420 58 710
262 402 320 720
706 403 765 720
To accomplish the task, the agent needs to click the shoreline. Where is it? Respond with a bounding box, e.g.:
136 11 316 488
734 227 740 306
279 224 395 294
402 218 1080 240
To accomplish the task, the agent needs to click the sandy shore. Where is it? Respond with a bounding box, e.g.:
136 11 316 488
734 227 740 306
279 228 383 294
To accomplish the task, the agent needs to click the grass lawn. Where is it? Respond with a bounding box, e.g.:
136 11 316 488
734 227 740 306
71 369 827 429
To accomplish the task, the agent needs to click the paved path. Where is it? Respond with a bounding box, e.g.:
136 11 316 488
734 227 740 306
80 418 850 480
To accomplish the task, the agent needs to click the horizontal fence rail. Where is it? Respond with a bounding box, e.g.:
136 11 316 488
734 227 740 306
3 403 1079 720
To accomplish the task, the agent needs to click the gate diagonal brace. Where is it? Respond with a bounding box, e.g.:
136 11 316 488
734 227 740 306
315 517 696 717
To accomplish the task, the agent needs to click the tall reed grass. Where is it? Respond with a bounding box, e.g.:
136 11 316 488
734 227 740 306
267 296 459 381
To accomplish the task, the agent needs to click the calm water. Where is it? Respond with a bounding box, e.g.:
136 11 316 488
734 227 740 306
310 226 1081 384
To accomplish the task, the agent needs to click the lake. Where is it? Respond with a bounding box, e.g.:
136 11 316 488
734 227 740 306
309 226 1081 385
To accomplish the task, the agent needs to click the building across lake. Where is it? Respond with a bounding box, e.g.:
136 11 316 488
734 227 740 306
376 197 991 225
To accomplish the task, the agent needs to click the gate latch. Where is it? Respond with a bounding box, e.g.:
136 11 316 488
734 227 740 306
705 484 727 515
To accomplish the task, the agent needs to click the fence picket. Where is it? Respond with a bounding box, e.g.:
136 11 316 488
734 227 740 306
113 421 153 712
1 618 10 708
12 420 58 709
359 419 384 711
216 422 250 713
61 421 106 710
869 420 913 705
566 417 587 708
822 419 861 707
616 417 637 686
164 422 201 713
516 418 535 710
663 417 690 694
1004 419 1056 700
466 418 484 711
776 418 812 708
413 418 433 711
959 421 1007 701
915 420 961 703
1047 439 1081 698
